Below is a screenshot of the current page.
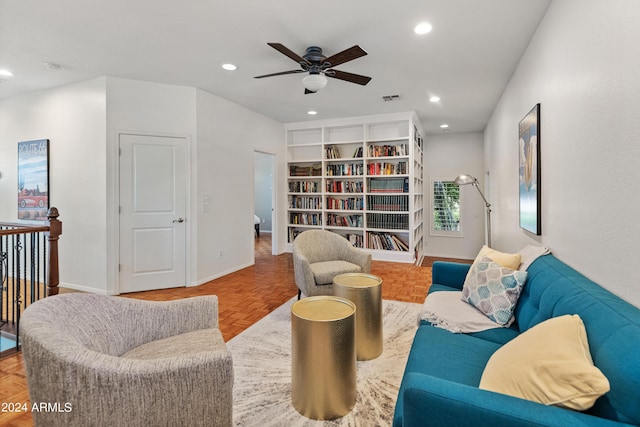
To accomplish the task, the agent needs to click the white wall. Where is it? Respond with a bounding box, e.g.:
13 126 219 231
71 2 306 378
0 78 108 292
0 76 285 295
484 0 640 306
106 77 197 294
423 132 485 259
195 89 285 285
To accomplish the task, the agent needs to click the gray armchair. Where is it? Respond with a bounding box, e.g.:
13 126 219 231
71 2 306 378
20 293 233 427
293 230 372 298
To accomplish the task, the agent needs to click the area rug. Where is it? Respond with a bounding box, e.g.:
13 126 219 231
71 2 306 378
227 297 422 426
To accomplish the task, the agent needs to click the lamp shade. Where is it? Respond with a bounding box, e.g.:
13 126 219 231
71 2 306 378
302 74 327 92
454 174 477 185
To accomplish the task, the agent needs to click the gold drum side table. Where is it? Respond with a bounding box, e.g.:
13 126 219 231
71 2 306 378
291 296 357 420
333 273 383 360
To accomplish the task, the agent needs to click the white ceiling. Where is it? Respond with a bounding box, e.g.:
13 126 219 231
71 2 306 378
0 0 551 135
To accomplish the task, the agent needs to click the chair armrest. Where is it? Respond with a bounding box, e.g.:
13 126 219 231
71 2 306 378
293 250 316 292
399 373 627 427
431 261 471 291
345 246 372 273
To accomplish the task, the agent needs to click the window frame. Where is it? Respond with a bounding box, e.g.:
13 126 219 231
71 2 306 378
429 176 463 238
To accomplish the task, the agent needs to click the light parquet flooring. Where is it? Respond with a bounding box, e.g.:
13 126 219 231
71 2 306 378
0 234 457 427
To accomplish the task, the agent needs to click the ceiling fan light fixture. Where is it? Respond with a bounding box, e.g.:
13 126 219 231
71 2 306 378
302 74 327 92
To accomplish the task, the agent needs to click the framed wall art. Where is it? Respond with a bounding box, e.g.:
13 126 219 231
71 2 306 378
18 139 50 220
518 104 541 235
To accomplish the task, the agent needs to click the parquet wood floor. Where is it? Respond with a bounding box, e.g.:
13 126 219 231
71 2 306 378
0 233 464 427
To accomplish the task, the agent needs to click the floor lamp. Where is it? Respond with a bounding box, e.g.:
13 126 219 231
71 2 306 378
454 174 492 247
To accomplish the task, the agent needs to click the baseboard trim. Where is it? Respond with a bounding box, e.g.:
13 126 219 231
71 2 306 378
190 261 254 287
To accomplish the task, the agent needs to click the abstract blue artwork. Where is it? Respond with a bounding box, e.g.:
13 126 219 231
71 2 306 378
519 104 541 235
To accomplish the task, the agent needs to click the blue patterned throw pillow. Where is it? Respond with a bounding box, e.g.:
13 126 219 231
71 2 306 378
461 256 528 326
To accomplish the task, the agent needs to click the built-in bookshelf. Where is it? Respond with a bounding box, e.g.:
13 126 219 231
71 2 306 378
285 112 424 264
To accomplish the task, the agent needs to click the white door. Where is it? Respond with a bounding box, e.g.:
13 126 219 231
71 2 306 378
119 134 187 293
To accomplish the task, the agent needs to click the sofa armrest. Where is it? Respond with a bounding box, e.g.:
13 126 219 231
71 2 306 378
431 261 471 291
400 373 629 427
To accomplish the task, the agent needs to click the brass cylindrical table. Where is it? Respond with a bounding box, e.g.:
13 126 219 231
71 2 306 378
291 296 356 420
333 273 383 360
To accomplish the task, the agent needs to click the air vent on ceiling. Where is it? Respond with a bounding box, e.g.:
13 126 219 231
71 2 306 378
382 94 400 101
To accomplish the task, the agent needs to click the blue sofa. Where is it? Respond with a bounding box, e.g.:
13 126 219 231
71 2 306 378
393 254 640 427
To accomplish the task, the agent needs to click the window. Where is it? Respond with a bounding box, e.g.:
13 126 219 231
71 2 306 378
431 178 461 236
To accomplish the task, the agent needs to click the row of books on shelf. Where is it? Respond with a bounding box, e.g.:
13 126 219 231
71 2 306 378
289 196 322 209
327 214 363 228
326 163 364 176
289 213 322 225
367 162 407 176
287 228 364 247
367 195 409 211
289 164 322 176
289 181 320 193
346 233 364 248
326 197 363 210
368 144 407 158
325 145 342 159
367 232 410 252
366 213 409 230
367 177 409 193
326 180 363 193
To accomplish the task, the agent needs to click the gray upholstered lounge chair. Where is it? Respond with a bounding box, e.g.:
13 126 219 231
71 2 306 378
293 229 372 299
20 293 233 427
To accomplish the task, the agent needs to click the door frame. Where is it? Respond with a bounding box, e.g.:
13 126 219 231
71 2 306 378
108 131 193 295
252 149 278 258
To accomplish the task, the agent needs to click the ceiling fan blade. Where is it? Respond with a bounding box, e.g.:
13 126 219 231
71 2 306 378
326 69 372 86
267 43 311 65
304 88 317 95
254 69 306 79
324 45 367 68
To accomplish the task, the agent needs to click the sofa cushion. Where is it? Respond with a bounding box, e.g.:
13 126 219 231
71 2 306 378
480 315 610 411
122 328 226 359
310 260 361 285
462 256 528 326
394 325 502 427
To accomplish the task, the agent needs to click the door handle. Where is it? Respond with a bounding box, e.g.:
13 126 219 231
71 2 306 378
172 218 185 223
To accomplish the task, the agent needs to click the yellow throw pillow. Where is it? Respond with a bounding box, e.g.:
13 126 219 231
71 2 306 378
473 245 522 270
479 315 610 411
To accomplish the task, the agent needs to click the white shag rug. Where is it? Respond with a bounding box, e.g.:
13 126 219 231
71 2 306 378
227 297 422 426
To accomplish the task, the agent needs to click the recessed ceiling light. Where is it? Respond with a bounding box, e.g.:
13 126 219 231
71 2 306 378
0 69 15 77
414 22 433 35
440 124 449 129
222 63 237 71
429 96 440 103
307 110 318 115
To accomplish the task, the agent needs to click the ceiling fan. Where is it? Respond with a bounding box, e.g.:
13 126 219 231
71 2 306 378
254 43 372 94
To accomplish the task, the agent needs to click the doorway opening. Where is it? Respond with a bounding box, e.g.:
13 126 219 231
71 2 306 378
253 151 276 260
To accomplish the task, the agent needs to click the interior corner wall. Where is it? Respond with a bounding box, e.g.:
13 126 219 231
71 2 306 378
0 77 109 293
423 132 485 260
194 89 285 285
484 0 640 306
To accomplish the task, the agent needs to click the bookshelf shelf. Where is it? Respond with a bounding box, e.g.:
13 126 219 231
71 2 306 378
285 113 424 263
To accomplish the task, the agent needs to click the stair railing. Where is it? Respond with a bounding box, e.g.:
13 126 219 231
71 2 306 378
0 207 61 356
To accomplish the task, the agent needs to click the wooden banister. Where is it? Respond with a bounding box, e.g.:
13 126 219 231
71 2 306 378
46 207 62 296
